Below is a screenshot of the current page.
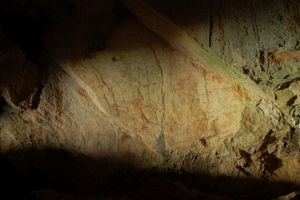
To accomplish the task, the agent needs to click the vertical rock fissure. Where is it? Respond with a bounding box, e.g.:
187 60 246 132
208 0 214 48
149 46 166 156
249 0 265 74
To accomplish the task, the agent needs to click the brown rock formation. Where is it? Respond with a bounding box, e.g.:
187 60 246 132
0 0 300 199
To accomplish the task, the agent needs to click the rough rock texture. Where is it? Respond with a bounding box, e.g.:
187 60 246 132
0 0 300 199
150 0 300 86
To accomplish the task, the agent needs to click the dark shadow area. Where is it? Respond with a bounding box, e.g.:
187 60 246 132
0 96 7 115
0 147 297 200
0 8 44 62
0 0 127 62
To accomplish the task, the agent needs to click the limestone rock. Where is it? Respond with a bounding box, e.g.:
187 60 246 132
0 0 300 198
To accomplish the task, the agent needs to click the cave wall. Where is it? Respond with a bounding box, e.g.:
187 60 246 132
0 0 300 185
150 0 300 87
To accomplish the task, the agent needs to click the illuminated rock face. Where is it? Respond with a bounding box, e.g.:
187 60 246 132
0 19 245 166
0 0 300 188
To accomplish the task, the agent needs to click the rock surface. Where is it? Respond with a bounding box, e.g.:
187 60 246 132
0 0 300 199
